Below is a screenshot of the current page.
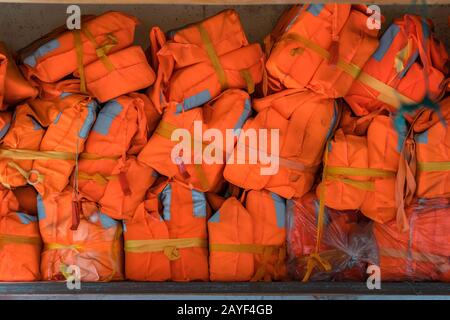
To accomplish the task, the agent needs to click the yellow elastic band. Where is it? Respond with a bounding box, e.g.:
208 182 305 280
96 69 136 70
327 176 375 191
125 238 207 261
240 69 255 94
282 33 416 109
197 23 228 91
82 29 116 72
417 161 450 172
325 166 396 178
73 30 87 94
45 243 83 251
0 234 41 247
77 172 117 185
209 243 282 255
0 148 77 161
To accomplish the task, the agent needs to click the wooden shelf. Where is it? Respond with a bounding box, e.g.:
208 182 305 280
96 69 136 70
0 0 449 5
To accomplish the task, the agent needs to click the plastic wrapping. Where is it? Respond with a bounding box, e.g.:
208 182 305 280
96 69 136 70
287 192 378 281
373 198 450 282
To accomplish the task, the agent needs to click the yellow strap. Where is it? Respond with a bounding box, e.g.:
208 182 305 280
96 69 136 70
0 234 41 247
155 121 210 190
417 161 450 172
282 33 416 109
125 238 207 261
302 252 332 282
73 30 87 94
380 248 449 265
327 175 376 191
0 148 77 161
209 243 282 255
78 153 121 161
45 243 83 251
325 166 396 178
82 28 116 72
197 23 228 91
78 172 117 185
240 69 255 94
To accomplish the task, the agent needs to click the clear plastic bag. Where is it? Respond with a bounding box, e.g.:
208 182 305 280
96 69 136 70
287 193 378 281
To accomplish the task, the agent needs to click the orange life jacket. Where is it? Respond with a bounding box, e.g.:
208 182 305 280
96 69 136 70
74 45 156 103
38 188 123 281
76 94 159 219
148 9 264 113
345 14 449 116
138 89 252 192
287 192 374 281
208 190 287 281
316 118 401 224
0 103 45 188
0 187 41 281
373 198 450 282
20 11 138 84
265 4 379 97
124 180 209 281
0 42 37 110
224 89 339 199
29 94 97 197
414 97 450 199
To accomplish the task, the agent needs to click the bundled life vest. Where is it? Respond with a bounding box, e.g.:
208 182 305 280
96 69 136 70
74 45 156 103
345 14 449 116
76 94 159 219
28 94 98 197
0 42 38 110
224 89 338 199
124 180 209 281
0 187 41 281
265 4 379 97
20 11 138 84
138 89 251 192
0 103 45 188
38 188 123 281
316 114 401 224
149 9 264 113
414 97 450 199
373 198 450 281
287 193 375 281
208 190 287 281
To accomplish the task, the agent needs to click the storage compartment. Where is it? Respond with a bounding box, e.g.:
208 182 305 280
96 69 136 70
0 1 449 299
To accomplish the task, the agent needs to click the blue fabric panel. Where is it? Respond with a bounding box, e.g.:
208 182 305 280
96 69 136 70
92 99 122 135
209 210 220 223
99 212 118 229
23 39 60 67
16 212 38 225
37 194 46 220
372 24 400 62
159 184 172 221
270 192 286 229
233 98 252 132
415 130 429 144
192 190 207 218
307 4 324 16
175 89 211 114
0 121 10 139
79 101 98 139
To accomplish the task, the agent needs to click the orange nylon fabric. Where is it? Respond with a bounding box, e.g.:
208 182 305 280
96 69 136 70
31 94 97 196
39 189 123 281
0 103 45 188
124 180 210 281
75 46 156 103
265 4 379 97
208 190 287 281
76 94 159 219
414 97 450 199
224 89 338 199
316 123 401 224
345 14 449 116
20 11 138 84
0 42 37 110
138 89 252 192
148 9 264 113
373 198 450 281
0 187 41 281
